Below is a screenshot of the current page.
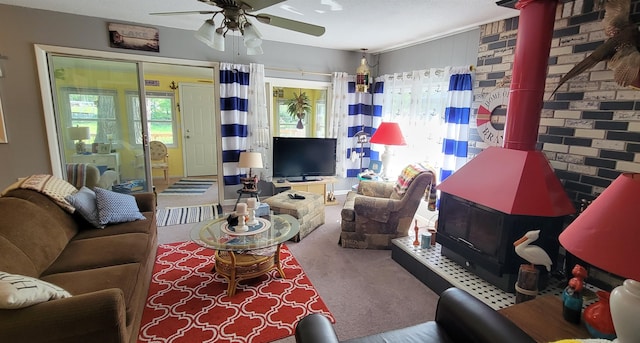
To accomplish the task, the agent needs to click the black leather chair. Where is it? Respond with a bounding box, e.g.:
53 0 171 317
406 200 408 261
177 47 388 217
295 287 536 343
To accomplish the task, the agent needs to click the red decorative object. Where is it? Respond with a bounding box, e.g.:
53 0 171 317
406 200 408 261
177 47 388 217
559 173 640 283
583 291 616 339
560 173 640 341
413 219 420 246
370 122 406 146
138 241 334 343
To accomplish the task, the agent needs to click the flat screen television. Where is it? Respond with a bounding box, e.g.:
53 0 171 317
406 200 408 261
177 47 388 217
273 137 337 182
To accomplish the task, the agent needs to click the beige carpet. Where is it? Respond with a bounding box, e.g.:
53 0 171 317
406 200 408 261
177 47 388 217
156 189 439 342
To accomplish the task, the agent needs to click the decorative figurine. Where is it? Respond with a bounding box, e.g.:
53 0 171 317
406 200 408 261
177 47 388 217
235 203 249 232
413 219 420 246
562 264 587 324
246 198 258 226
514 230 552 272
513 230 553 303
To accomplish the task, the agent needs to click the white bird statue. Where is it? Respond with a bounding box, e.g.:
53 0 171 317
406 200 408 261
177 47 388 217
513 230 552 272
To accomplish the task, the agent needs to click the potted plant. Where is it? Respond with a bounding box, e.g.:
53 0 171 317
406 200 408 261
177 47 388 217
286 91 311 129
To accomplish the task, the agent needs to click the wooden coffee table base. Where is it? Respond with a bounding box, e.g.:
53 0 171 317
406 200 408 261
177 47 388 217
214 244 286 296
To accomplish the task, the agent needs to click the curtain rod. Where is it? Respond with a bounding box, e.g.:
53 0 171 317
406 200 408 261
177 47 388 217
265 66 332 77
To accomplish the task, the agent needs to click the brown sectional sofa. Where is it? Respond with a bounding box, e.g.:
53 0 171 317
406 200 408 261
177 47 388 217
0 188 157 343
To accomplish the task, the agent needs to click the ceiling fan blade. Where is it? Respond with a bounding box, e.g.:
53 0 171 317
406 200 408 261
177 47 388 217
150 10 217 16
256 14 325 37
197 0 220 7
240 0 286 12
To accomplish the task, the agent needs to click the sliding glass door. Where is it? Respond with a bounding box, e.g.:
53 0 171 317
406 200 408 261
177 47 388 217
49 55 150 192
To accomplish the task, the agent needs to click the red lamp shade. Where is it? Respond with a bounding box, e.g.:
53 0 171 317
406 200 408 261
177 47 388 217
370 122 406 146
559 173 640 282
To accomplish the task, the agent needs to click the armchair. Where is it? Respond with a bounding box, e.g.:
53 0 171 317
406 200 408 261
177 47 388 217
340 165 436 249
65 163 118 190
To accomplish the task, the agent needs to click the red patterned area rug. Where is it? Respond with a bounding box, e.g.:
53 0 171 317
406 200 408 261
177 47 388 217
137 241 334 343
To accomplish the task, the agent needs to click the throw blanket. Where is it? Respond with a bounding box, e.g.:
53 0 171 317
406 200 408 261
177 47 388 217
66 163 88 189
394 163 438 211
1 174 77 213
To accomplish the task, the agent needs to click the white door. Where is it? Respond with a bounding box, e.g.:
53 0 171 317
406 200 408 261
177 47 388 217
179 83 217 177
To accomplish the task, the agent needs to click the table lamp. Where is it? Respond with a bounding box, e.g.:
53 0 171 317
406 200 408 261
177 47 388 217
68 126 91 154
238 151 263 191
369 122 406 179
559 173 640 343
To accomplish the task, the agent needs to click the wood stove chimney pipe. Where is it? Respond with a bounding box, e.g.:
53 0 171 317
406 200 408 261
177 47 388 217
503 0 558 151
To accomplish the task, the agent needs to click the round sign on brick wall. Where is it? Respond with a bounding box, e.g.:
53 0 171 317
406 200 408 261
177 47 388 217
477 88 509 146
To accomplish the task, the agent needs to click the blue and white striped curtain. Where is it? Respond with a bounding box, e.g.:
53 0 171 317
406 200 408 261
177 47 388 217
220 63 250 185
345 78 380 177
441 68 473 182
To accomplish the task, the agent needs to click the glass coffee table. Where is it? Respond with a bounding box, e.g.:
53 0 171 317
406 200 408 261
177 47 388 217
190 213 299 296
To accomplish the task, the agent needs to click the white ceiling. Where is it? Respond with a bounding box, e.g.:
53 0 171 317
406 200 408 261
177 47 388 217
0 0 519 53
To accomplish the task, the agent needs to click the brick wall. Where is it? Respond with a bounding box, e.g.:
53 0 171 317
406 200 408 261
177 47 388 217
472 0 640 205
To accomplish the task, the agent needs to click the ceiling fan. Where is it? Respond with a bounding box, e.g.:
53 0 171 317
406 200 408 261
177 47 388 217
150 0 326 54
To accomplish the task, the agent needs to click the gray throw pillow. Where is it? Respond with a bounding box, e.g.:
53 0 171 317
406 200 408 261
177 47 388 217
94 187 146 226
65 186 102 228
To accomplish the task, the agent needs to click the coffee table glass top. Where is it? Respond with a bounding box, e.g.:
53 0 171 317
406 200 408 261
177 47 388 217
190 214 299 251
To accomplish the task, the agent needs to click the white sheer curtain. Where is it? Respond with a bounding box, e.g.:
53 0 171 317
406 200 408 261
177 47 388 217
328 72 349 178
247 63 271 181
378 68 450 174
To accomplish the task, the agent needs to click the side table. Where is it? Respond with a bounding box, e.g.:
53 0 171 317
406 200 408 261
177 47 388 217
234 188 260 210
498 295 591 342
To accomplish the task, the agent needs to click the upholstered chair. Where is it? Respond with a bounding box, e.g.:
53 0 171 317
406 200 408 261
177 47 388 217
149 140 169 183
340 167 436 249
65 163 118 190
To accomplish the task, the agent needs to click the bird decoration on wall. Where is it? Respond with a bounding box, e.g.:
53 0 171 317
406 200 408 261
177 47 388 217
513 230 553 272
552 0 640 95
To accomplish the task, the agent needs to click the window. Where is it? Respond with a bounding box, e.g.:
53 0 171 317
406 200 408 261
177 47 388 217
127 91 177 146
63 88 119 145
380 69 449 170
267 79 330 138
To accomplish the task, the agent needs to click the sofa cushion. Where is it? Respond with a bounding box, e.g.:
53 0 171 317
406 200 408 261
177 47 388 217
42 233 150 275
95 188 146 226
73 212 155 240
0 197 73 277
0 271 71 309
65 187 102 228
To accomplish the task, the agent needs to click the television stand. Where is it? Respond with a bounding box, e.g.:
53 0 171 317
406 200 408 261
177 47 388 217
271 177 337 205
287 176 322 182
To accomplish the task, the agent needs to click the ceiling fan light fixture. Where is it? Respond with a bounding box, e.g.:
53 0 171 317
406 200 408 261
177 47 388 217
212 27 226 51
246 45 264 55
242 22 263 48
194 19 217 47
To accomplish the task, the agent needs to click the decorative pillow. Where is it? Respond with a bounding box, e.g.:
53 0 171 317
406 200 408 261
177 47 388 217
0 271 71 309
94 187 146 226
65 186 102 228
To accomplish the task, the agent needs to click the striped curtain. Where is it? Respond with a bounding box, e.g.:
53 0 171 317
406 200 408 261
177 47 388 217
345 77 379 177
220 63 250 186
441 68 473 182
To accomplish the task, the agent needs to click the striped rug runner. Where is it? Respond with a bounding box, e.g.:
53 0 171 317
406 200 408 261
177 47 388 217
158 178 215 195
156 203 220 227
